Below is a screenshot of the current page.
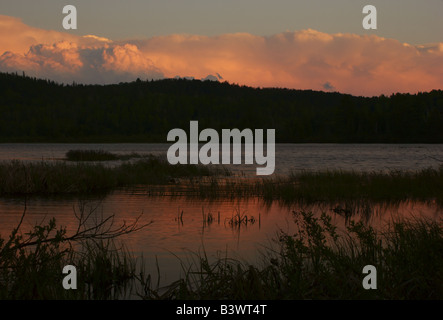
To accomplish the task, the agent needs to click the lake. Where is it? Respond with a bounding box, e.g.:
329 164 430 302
1 143 443 175
1 143 442 288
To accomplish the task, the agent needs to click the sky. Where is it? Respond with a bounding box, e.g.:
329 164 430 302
0 0 442 96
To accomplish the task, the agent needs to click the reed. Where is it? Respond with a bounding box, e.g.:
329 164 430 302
142 212 442 300
0 156 230 195
0 202 150 300
201 207 214 226
0 160 115 194
3 156 440 203
1 205 441 299
65 149 145 162
225 207 256 228
161 166 443 204
66 149 120 161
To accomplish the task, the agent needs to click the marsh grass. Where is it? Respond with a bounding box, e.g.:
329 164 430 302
201 208 214 226
2 155 441 203
1 159 442 299
65 149 144 162
0 160 115 195
0 156 230 195
141 211 442 300
0 202 150 299
225 207 257 228
247 167 443 205
0 204 441 299
157 166 443 205
77 240 138 300
283 168 443 202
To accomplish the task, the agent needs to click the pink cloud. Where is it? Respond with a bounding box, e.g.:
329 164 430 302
0 16 163 84
135 30 443 96
0 15 442 96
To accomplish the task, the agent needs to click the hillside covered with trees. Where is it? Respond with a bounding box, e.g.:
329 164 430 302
0 72 442 143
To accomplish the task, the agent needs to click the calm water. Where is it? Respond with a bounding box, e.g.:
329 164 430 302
0 143 442 285
1 143 443 175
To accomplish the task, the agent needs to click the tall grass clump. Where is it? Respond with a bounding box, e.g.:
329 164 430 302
274 212 442 299
255 167 443 204
0 160 115 194
148 166 443 204
0 156 230 195
65 150 147 162
66 150 120 161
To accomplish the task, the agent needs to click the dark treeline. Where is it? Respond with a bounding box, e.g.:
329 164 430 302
1 72 442 143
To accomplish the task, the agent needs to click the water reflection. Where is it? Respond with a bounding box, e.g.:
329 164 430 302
0 190 441 285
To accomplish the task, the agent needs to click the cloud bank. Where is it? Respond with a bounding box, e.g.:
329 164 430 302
0 15 163 84
1 15 442 96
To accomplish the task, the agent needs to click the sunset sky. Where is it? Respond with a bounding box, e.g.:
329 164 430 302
0 0 442 96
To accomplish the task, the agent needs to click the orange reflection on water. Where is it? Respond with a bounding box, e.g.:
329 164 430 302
0 192 441 285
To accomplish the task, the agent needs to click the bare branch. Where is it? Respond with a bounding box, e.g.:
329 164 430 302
5 201 152 252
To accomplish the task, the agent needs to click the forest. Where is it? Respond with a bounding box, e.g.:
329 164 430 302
0 71 442 143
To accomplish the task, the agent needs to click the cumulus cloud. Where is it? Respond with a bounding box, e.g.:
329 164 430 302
0 15 442 96
0 41 163 84
134 30 443 96
0 15 163 84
